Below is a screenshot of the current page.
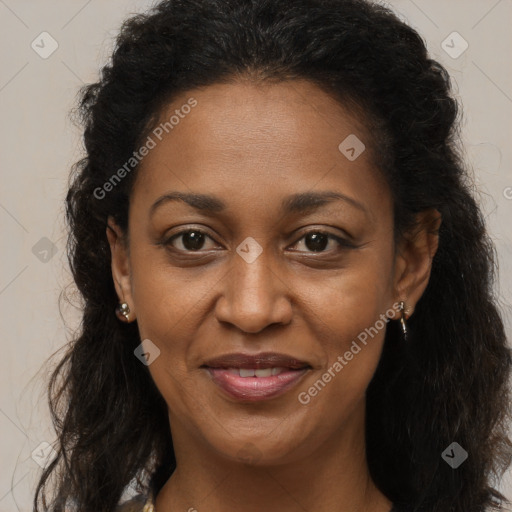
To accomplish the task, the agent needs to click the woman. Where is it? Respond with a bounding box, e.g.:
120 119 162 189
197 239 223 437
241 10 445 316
34 0 512 511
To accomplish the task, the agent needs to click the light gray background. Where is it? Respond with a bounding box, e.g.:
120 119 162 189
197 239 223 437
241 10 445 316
1 0 511 510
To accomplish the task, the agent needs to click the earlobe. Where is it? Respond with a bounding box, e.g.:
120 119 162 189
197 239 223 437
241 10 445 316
106 216 137 322
393 208 442 315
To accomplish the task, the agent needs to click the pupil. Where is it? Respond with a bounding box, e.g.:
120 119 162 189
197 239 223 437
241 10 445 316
305 232 328 252
183 231 205 251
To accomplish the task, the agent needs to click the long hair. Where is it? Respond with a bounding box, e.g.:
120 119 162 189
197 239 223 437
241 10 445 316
34 1 512 511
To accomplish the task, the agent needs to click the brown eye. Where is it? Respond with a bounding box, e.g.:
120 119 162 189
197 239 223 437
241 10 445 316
290 230 354 253
166 229 217 252
303 232 329 252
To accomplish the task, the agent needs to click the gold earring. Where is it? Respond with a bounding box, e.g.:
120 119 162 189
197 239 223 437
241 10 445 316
399 301 409 340
115 302 131 322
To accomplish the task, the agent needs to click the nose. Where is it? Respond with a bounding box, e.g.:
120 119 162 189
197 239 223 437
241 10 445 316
214 248 293 334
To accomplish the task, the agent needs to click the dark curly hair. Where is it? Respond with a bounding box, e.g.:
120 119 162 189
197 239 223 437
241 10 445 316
33 0 512 511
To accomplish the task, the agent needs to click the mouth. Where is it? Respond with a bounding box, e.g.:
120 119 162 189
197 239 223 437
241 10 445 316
201 352 312 401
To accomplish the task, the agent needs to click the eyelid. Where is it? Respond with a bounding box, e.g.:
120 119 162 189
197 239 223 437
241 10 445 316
162 226 355 253
289 225 356 245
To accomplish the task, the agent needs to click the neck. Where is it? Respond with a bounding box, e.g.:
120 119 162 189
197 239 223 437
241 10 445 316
155 400 392 512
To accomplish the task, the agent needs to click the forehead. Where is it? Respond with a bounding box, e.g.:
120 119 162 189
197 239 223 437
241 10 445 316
131 79 390 218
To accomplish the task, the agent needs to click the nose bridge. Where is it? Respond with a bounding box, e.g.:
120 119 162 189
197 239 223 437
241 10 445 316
215 242 292 333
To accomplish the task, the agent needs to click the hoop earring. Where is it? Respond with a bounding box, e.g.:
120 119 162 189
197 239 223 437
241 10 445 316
115 302 131 322
399 300 409 340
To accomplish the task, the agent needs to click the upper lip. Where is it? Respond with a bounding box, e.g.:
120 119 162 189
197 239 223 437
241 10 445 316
202 352 311 370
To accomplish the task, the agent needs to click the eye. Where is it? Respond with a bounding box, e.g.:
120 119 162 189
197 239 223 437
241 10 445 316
165 229 219 252
289 230 354 253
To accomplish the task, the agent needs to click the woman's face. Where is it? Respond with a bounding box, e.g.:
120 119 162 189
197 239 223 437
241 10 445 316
108 79 430 466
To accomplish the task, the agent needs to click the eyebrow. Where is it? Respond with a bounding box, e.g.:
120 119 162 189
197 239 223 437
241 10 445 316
149 190 368 217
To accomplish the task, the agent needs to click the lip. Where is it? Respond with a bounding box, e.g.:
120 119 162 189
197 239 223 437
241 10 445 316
202 351 311 370
204 366 310 401
201 352 312 402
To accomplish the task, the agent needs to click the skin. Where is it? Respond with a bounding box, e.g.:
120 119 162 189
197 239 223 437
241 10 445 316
107 79 441 512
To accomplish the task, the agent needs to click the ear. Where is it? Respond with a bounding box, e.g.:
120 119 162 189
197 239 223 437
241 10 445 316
106 216 136 322
392 208 442 317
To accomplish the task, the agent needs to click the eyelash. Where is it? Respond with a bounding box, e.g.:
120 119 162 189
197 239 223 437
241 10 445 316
162 228 355 254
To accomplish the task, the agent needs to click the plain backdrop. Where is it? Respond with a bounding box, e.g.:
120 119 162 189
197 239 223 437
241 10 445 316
0 0 511 510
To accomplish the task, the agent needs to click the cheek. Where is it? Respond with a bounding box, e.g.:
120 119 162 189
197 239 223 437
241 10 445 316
298 251 394 404
304 246 394 332
128 252 229 401
129 252 213 334
298 295 389 425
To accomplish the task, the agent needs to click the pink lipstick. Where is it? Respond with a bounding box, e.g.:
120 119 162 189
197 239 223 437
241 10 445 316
202 352 311 401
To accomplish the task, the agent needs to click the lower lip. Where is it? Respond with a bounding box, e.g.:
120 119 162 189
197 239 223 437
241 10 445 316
204 367 310 401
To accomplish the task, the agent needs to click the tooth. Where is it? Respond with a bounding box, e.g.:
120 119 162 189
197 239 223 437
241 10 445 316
227 368 239 375
239 368 255 377
271 367 285 376
254 368 272 377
